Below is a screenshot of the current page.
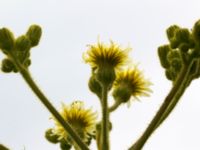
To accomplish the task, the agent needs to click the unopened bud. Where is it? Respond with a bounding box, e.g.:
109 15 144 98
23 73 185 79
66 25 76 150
158 45 171 68
26 25 42 47
192 20 200 43
15 35 31 51
0 28 15 51
166 25 180 40
45 128 59 144
175 28 190 43
88 75 102 99
1 58 15 73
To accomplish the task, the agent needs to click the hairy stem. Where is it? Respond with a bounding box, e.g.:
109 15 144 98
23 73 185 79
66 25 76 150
101 85 110 150
128 62 192 150
9 54 89 150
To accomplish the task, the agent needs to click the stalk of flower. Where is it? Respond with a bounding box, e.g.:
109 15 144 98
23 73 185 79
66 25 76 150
110 66 152 112
51 101 97 150
83 40 130 150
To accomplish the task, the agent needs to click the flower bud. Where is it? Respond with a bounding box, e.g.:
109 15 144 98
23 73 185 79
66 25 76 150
45 128 59 144
166 25 180 40
158 45 171 68
26 25 42 47
60 139 72 150
24 59 31 68
167 50 180 63
1 58 15 73
192 20 200 43
179 43 190 53
175 28 190 43
96 66 116 87
0 28 15 51
171 58 182 72
88 75 102 99
15 35 31 51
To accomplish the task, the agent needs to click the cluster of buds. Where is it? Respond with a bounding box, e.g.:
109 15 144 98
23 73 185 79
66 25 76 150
0 25 42 73
158 20 200 82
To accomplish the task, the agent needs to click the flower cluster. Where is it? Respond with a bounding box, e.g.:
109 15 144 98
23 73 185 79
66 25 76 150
0 25 41 73
158 20 200 83
84 40 152 106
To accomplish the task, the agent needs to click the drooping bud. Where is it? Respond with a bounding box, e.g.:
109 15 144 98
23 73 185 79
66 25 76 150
45 128 59 144
26 25 42 47
0 28 15 51
158 45 171 68
15 35 31 51
1 58 15 73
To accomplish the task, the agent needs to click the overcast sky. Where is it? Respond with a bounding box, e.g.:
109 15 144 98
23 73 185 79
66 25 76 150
1 0 200 150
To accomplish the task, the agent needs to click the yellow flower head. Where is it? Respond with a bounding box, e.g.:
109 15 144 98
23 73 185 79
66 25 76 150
113 66 152 103
52 101 97 144
83 40 130 69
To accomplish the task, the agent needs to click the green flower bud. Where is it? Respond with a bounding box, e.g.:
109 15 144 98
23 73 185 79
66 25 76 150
166 25 180 40
112 85 131 103
165 68 177 81
179 43 190 53
60 139 72 150
167 50 180 63
45 128 59 144
175 28 190 43
26 25 42 47
96 66 116 87
158 45 171 68
170 38 180 49
1 58 15 73
15 35 31 51
192 20 200 43
0 28 15 51
171 58 182 72
24 59 31 67
88 75 102 99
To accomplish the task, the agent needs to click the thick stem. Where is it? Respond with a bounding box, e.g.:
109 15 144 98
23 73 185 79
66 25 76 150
101 85 110 150
128 63 192 150
10 54 89 150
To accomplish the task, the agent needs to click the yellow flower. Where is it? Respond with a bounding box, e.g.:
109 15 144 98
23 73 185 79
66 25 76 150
83 40 130 69
113 66 152 104
52 101 97 144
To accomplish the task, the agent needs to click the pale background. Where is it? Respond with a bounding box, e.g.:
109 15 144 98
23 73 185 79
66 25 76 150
0 0 200 150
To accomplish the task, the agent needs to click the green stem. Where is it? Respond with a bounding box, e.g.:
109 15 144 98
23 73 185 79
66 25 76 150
109 100 121 112
101 85 110 150
154 59 195 130
9 54 89 150
128 62 192 150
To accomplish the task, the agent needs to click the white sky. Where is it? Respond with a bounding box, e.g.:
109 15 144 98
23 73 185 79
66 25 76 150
0 0 200 150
